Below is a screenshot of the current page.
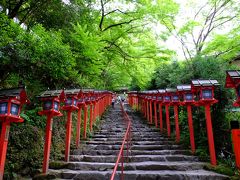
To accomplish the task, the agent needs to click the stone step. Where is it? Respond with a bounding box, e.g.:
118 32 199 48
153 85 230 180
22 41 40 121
89 137 172 141
46 169 229 180
51 161 206 171
84 140 175 145
78 144 181 151
69 155 198 163
71 149 191 156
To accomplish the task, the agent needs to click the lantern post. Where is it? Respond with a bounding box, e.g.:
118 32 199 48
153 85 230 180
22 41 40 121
76 90 85 148
38 90 65 173
169 89 181 143
149 92 153 124
177 85 196 154
61 89 79 162
153 91 158 128
191 79 219 166
163 89 172 137
141 92 146 119
157 89 165 132
225 70 240 169
83 91 90 139
0 87 29 179
89 91 95 131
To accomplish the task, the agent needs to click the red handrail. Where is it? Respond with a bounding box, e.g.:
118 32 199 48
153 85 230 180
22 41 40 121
110 103 131 180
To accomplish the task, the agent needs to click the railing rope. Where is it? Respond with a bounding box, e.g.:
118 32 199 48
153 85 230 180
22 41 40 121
110 102 131 180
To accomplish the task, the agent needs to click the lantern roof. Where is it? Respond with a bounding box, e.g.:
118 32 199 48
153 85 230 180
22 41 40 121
191 79 219 93
191 79 219 87
64 89 81 95
177 85 191 91
158 89 166 94
0 87 29 104
38 89 64 98
166 88 177 93
225 70 240 88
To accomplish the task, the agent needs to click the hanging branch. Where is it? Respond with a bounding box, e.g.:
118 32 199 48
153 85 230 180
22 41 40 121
102 18 139 32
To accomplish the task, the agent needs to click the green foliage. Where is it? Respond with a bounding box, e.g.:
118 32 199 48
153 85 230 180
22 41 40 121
150 56 238 171
204 163 235 177
5 124 44 179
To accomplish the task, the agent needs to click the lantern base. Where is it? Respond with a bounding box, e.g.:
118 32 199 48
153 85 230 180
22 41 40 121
38 110 63 117
194 99 218 106
0 115 23 123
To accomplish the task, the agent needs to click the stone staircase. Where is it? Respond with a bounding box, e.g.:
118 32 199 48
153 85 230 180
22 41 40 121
36 104 229 180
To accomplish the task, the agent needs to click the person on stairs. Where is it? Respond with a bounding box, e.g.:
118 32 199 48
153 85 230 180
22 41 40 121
111 95 115 108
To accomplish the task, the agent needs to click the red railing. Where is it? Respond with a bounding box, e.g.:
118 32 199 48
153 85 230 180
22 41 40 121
110 103 131 180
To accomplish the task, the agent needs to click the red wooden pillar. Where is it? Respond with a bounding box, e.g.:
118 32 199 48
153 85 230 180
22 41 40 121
149 101 153 124
90 104 93 131
232 129 240 169
93 102 96 122
174 105 180 143
136 96 138 110
205 105 217 165
65 111 72 162
0 121 10 179
187 105 195 154
147 101 149 122
42 115 53 173
159 104 163 132
154 101 158 127
76 107 82 148
144 101 146 117
165 105 171 137
83 104 88 139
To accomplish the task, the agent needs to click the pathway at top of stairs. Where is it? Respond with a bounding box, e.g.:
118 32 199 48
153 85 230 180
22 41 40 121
35 104 229 180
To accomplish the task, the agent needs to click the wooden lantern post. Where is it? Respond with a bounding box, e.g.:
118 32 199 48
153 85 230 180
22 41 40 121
61 89 79 162
157 89 165 132
225 70 240 169
163 89 172 137
191 79 219 166
169 89 181 143
0 88 29 179
177 85 196 154
38 90 65 173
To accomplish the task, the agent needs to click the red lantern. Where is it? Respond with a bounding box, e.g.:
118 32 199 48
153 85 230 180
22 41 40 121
157 89 165 132
191 79 219 166
225 70 240 169
0 87 29 179
38 89 65 173
177 85 196 154
61 89 79 162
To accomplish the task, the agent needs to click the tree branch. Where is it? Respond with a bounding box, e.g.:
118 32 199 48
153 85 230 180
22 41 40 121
99 0 105 31
102 18 139 32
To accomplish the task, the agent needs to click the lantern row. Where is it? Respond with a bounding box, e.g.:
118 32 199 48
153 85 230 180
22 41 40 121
37 89 112 173
0 88 112 179
128 79 219 166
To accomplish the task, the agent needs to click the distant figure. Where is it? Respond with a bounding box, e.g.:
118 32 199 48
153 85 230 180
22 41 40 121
111 97 115 108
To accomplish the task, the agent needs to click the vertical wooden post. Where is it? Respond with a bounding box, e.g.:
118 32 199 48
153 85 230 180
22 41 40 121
149 101 153 124
0 121 10 180
174 105 180 143
65 111 72 162
76 107 82 148
187 105 195 154
83 105 88 139
90 104 93 131
159 104 163 132
154 102 158 127
166 105 171 137
205 104 217 165
42 115 53 173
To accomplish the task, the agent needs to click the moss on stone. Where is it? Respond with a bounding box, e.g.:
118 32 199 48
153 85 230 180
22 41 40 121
49 161 68 169
204 163 234 176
